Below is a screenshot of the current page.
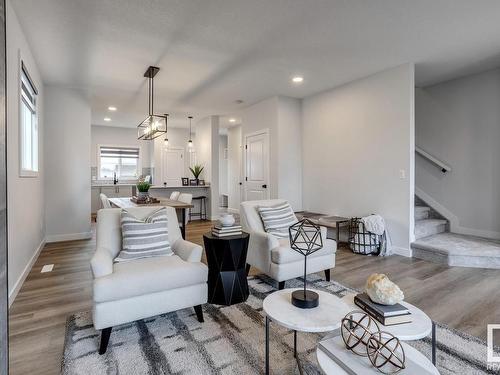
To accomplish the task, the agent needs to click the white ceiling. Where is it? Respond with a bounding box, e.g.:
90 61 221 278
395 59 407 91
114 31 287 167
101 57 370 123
11 0 500 128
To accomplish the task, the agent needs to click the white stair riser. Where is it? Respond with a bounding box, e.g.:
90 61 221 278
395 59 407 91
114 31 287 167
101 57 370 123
411 245 500 269
414 209 430 221
414 222 446 240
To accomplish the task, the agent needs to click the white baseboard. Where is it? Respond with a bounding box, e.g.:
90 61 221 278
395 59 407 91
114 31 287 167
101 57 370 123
9 238 46 306
415 187 500 240
45 231 93 243
392 246 412 257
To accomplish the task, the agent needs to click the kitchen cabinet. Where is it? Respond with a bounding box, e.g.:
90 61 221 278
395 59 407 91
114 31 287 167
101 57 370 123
91 185 135 213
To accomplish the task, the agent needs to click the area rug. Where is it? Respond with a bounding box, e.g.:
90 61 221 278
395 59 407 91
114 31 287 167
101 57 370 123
62 274 494 374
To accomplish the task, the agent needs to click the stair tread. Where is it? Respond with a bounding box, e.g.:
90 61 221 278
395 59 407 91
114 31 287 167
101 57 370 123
415 219 447 226
415 206 431 212
412 233 500 257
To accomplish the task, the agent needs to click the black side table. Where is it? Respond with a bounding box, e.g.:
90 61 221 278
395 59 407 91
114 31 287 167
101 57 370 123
203 232 250 306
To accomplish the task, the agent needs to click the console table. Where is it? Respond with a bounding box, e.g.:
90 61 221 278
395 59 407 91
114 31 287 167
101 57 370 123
295 211 350 244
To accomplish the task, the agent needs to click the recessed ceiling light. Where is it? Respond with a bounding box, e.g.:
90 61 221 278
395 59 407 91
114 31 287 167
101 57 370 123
104 117 111 122
292 76 304 83
108 106 117 111
229 118 236 123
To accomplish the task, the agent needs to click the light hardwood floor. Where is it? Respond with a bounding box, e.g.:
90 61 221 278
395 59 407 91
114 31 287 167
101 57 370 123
9 220 500 374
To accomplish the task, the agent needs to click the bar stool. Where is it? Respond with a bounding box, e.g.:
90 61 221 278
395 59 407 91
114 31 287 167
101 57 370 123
190 196 207 221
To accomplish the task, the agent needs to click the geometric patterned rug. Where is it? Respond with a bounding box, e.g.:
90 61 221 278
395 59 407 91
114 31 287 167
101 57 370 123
62 274 494 374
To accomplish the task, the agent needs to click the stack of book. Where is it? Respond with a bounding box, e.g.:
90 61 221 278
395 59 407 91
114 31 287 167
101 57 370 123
354 293 412 326
212 224 242 238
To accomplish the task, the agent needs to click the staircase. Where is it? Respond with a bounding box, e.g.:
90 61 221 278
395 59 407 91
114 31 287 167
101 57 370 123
411 199 500 269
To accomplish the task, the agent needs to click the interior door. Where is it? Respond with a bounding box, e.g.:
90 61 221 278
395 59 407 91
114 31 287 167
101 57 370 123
162 148 184 186
244 131 269 201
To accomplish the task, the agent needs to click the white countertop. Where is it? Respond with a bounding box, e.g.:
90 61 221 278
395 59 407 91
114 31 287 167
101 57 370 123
91 184 210 188
150 185 210 189
91 183 137 187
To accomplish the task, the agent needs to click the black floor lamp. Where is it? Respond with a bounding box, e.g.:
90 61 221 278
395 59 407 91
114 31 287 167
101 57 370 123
288 219 323 309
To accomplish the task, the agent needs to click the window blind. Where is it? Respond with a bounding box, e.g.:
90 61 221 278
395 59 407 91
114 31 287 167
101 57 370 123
100 146 139 159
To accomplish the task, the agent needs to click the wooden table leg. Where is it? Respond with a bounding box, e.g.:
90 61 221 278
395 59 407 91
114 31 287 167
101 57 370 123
180 208 186 239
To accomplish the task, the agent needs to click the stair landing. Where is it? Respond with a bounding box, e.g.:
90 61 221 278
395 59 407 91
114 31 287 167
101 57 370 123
411 232 500 269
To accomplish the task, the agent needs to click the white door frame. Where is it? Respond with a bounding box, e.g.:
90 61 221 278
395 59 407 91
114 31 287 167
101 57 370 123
243 129 270 201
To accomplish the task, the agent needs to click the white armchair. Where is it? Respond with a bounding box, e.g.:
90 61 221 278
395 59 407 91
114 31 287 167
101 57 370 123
240 199 336 289
91 206 208 354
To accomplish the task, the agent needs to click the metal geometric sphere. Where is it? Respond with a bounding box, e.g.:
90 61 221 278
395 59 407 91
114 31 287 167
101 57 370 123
367 331 406 374
341 311 381 356
288 219 323 256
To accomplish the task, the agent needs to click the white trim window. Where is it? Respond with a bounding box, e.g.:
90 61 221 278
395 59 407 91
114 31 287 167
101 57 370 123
98 145 141 180
19 62 39 177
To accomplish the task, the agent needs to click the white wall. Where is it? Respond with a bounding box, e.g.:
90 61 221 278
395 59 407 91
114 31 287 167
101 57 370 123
277 97 302 210
302 64 415 254
195 116 219 219
240 96 303 209
91 125 151 175
45 86 91 242
219 134 228 196
6 0 46 302
227 125 242 212
416 68 500 239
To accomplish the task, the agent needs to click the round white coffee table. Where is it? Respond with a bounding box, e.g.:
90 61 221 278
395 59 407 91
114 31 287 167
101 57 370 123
263 288 351 375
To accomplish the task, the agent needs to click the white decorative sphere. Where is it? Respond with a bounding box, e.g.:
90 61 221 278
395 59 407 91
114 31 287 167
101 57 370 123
219 214 236 227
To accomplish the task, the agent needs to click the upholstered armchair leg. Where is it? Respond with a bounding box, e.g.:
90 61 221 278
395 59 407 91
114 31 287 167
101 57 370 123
278 281 285 290
245 263 251 276
325 269 331 282
194 305 204 323
99 327 112 355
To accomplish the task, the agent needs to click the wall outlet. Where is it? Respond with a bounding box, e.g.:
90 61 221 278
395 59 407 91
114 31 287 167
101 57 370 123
399 169 406 179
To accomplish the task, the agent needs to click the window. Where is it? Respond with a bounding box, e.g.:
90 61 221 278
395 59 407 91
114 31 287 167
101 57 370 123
20 62 38 176
99 146 140 180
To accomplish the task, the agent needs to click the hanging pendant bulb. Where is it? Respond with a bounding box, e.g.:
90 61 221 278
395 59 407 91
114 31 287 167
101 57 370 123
187 116 194 152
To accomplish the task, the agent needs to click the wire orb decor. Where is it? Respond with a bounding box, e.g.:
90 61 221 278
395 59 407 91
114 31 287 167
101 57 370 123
341 311 380 356
367 331 406 374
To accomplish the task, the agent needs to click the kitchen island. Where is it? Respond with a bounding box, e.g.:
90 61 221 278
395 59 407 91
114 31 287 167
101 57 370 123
150 185 212 219
92 183 212 220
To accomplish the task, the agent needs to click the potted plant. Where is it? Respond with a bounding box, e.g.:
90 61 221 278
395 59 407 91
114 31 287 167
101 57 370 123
136 180 151 200
189 164 204 185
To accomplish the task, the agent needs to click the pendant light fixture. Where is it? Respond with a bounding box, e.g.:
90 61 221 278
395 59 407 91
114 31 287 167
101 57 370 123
163 113 169 147
137 66 168 140
187 116 194 152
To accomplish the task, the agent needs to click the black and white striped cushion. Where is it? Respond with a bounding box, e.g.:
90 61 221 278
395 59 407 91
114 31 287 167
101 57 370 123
258 202 298 238
115 208 173 262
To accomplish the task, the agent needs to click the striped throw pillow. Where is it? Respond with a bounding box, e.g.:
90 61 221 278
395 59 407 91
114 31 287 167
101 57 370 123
258 202 298 238
115 208 173 263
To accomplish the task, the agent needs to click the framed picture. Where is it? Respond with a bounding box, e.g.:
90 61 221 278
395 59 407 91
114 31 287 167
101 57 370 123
198 179 205 186
189 179 198 186
181 177 189 186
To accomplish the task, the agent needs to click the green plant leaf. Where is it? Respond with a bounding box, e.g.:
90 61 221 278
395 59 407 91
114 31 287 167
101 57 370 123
189 164 204 178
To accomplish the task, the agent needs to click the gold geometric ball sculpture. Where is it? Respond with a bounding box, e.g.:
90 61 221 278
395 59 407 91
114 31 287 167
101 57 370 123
367 331 406 374
341 311 380 356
